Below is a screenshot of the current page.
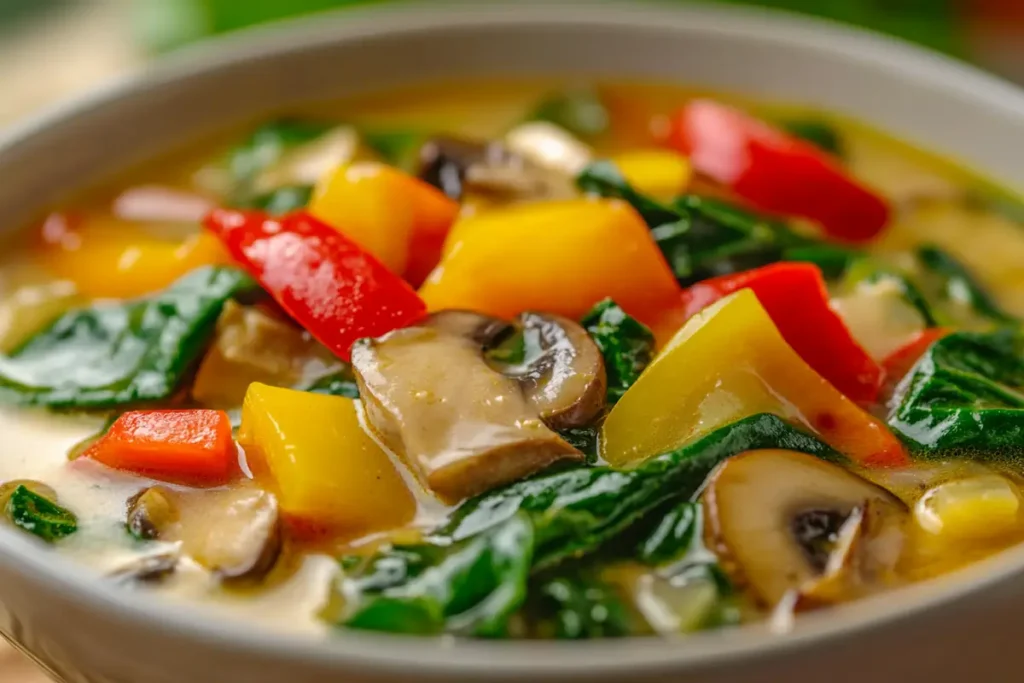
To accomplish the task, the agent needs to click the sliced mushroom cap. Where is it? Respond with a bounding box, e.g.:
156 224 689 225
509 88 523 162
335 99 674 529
703 449 907 608
504 121 594 176
126 486 180 540
180 488 282 581
351 325 582 503
107 549 180 585
424 310 512 347
417 135 576 203
508 313 607 430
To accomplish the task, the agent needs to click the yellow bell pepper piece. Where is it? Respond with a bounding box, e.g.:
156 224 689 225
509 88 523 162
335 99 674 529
40 213 229 299
238 383 416 534
601 289 906 468
419 198 682 325
915 475 1021 542
309 162 459 283
612 149 692 199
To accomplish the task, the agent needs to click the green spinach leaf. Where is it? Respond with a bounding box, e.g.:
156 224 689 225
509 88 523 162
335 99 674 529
531 571 633 639
577 161 858 283
439 413 840 568
888 329 1024 458
528 88 610 140
239 184 314 214
362 129 426 171
916 245 1016 325
557 427 599 465
5 486 77 542
229 119 334 186
338 512 534 637
0 267 258 409
581 299 654 404
779 118 844 157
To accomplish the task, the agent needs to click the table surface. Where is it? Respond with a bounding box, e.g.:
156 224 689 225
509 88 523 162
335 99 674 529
0 1 138 680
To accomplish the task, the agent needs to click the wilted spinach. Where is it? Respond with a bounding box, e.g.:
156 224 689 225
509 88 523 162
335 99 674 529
0 267 258 409
362 129 427 171
581 299 654 404
916 245 1016 326
528 88 610 140
338 512 534 637
888 329 1024 458
239 185 314 215
4 486 77 542
333 413 838 636
779 118 844 157
577 161 859 283
530 571 633 639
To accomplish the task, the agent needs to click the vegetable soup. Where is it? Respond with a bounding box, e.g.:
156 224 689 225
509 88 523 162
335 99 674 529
1 80 1023 639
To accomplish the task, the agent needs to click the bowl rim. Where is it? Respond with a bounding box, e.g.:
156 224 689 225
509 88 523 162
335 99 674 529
2 1 1024 677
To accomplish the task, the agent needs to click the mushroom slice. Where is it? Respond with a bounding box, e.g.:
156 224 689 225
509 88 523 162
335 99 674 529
107 550 180 585
417 135 576 202
703 449 907 608
179 488 283 581
504 121 593 176
126 486 179 540
506 313 607 430
424 310 512 347
352 326 582 503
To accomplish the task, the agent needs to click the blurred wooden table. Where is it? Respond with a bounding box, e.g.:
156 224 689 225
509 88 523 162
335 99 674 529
0 0 138 680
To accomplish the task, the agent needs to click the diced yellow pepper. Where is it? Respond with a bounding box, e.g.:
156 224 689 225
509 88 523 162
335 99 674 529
309 162 458 283
419 198 682 326
601 289 906 468
40 213 229 299
238 383 416 534
612 149 692 199
915 475 1021 541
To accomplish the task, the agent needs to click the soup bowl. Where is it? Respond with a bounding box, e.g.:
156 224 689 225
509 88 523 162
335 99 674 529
1 3 1024 682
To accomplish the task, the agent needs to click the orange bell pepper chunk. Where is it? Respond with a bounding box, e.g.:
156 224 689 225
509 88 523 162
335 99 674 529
309 162 459 285
39 212 230 300
419 198 682 326
83 410 237 485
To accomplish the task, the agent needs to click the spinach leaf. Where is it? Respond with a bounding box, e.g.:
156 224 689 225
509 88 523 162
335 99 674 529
557 427 599 465
0 267 258 409
439 413 840 568
332 414 837 636
528 88 610 140
637 501 703 567
783 244 864 280
888 329 1024 458
531 571 633 639
229 119 334 186
338 512 534 637
5 486 77 542
362 129 426 171
576 161 858 283
779 118 844 157
916 245 1016 325
581 299 654 404
239 184 314 215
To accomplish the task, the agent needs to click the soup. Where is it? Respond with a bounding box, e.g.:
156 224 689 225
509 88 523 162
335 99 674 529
0 80 1022 639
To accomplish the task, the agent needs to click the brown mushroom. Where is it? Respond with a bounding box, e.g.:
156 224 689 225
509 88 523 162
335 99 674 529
505 312 606 430
125 486 282 582
703 449 907 608
126 486 179 540
180 488 282 581
417 135 576 203
107 550 180 585
351 324 583 503
424 309 512 347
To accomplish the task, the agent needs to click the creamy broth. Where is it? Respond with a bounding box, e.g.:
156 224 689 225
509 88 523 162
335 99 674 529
1 80 1023 639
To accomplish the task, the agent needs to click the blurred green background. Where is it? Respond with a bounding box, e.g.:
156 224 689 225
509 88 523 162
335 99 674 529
132 0 965 56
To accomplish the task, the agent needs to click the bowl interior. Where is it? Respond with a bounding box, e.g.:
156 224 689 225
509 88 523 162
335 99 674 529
0 3 1023 681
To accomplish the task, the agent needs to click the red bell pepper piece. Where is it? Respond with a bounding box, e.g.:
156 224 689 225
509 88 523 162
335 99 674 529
880 327 950 398
662 100 890 242
83 409 237 484
205 209 427 361
679 262 883 403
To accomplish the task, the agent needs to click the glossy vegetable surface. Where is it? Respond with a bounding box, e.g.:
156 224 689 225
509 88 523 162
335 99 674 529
0 80 1020 641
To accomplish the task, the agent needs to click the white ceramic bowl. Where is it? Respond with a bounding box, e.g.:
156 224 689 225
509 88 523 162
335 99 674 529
1 4 1024 682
